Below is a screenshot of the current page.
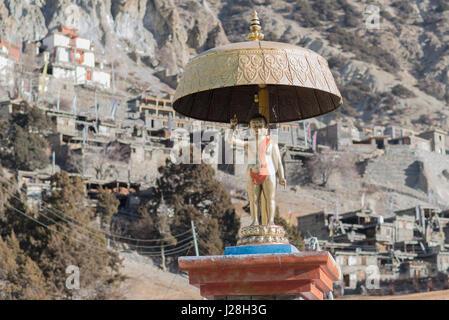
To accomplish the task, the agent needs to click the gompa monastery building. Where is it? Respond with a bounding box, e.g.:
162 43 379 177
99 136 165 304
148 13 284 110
41 25 111 89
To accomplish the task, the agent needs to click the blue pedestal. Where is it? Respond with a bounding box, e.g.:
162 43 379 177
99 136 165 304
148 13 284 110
225 244 299 255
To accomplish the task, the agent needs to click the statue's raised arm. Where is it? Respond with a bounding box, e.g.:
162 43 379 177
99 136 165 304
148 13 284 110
225 114 247 148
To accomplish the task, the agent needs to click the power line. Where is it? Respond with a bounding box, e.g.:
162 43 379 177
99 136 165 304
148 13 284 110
7 184 196 249
4 203 110 253
1 184 199 256
4 201 196 258
3 183 113 244
34 188 194 241
122 234 195 250
40 197 193 243
139 245 193 257
2 176 228 256
1 177 194 243
130 240 195 255
119 243 193 257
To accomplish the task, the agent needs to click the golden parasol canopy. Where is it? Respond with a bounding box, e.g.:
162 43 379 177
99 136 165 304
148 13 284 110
173 12 342 124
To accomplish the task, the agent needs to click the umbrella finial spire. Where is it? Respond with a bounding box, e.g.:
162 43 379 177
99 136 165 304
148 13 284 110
248 11 264 41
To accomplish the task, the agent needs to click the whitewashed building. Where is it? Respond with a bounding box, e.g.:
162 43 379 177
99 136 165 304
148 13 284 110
41 25 111 89
0 38 19 91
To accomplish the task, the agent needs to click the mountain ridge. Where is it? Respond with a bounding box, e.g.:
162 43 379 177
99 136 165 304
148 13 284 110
1 0 449 130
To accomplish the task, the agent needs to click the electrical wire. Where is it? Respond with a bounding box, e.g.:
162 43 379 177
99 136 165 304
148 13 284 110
4 203 110 253
27 186 194 241
129 244 194 257
18 182 194 242
11 176 236 245
6 183 189 249
1 177 194 244
4 202 197 258
2 184 200 256
120 234 194 250
132 240 195 255
2 176 218 257
41 200 194 247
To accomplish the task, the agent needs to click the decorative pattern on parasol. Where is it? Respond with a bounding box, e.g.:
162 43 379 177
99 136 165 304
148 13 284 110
173 11 342 124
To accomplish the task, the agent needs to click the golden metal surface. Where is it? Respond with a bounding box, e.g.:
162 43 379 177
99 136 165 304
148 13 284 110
173 12 342 123
173 38 342 123
239 225 286 238
258 85 270 123
248 11 264 41
226 117 285 227
237 225 289 245
174 40 341 103
174 12 342 123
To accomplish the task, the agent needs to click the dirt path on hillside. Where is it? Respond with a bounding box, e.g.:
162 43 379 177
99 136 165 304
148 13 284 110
119 252 202 300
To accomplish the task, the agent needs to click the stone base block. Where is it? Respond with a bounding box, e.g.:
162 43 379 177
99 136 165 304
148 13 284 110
179 250 340 300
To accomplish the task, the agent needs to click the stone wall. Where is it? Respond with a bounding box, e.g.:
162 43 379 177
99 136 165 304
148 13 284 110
364 146 449 206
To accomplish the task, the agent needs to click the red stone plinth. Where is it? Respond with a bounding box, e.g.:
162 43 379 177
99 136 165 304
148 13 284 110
178 251 340 300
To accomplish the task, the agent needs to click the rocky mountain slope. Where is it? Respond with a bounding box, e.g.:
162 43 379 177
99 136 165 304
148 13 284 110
1 0 449 130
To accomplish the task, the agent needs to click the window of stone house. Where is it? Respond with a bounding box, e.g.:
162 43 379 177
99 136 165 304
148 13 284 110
343 274 350 287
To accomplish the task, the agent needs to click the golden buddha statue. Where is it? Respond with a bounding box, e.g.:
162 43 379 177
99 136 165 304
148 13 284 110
226 113 286 226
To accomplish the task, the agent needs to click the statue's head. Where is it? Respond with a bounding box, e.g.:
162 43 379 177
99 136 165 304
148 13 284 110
249 113 268 136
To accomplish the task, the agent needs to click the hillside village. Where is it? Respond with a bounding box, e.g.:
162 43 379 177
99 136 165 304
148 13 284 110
2 0 449 299
2 22 449 298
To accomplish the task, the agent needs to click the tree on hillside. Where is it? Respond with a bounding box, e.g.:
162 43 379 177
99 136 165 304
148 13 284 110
171 201 223 256
156 159 240 248
127 159 240 268
0 104 54 171
11 124 50 171
274 206 305 251
307 151 338 187
0 232 48 300
89 142 130 179
11 103 55 134
307 151 357 187
38 172 123 299
0 171 123 299
0 189 45 256
130 200 177 271
95 187 120 228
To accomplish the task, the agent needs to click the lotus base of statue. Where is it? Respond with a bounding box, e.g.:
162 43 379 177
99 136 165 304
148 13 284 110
236 224 289 246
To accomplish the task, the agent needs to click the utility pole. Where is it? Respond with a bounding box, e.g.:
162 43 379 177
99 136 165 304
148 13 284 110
161 245 166 272
303 121 308 148
52 151 55 175
19 41 23 72
73 41 77 85
94 90 98 122
29 78 33 100
127 162 131 193
40 51 49 94
111 60 115 92
72 91 77 115
57 87 61 111
191 220 199 257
